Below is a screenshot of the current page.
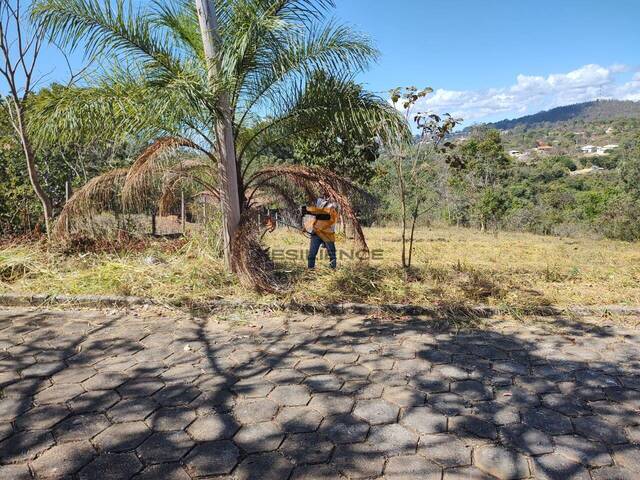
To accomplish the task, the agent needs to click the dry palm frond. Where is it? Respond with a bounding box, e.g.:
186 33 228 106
248 165 370 253
122 137 200 212
157 159 214 216
231 209 282 293
53 168 129 238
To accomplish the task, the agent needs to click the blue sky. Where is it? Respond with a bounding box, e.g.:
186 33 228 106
334 0 640 124
5 0 640 126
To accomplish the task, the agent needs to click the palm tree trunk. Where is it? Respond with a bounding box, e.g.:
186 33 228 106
16 107 53 237
195 0 241 270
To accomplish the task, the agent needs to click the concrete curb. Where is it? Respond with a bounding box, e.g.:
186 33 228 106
1 292 640 317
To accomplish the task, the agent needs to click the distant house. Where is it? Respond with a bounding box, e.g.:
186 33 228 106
569 166 605 176
581 144 618 155
597 144 619 154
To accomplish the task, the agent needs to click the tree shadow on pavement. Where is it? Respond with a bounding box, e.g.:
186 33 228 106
0 307 639 479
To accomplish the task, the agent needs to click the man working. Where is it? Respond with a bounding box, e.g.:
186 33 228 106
302 197 338 269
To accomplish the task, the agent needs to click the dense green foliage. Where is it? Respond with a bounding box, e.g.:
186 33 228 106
372 128 640 240
0 99 140 234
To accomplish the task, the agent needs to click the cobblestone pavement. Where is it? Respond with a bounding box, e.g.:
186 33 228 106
0 307 639 479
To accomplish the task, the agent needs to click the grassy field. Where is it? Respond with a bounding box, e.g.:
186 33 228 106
1 226 639 308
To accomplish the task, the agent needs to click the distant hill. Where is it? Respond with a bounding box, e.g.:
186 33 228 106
477 100 640 131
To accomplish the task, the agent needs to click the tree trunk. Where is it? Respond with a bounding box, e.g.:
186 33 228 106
16 107 53 237
195 0 241 271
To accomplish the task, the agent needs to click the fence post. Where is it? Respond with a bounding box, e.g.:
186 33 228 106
65 180 71 234
181 190 186 235
151 210 157 236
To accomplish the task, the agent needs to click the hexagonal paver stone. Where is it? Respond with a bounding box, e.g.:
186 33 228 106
79 452 142 480
68 390 120 414
308 393 354 416
134 462 191 480
360 357 395 371
15 404 69 430
35 383 85 405
522 407 572 435
533 453 591 480
500 423 554 455
183 440 239 476
353 399 399 425
265 368 305 385
451 380 492 402
450 415 498 440
590 465 636 480
428 393 470 416
331 444 385 479
232 378 275 398
0 464 31 480
443 465 494 480
54 413 111 442
541 393 590 416
417 433 472 467
613 445 640 471
21 361 64 378
234 398 279 424
296 358 332 375
186 413 239 441
30 440 96 478
190 389 235 416
554 434 612 466
0 429 55 462
82 372 129 391
268 385 311 406
383 386 425 407
575 369 620 388
334 364 370 381
107 398 158 423
276 406 323 433
431 364 468 381
574 416 628 444
474 445 529 480
136 430 194 464
304 374 344 393
385 455 441 480
290 464 341 480
153 385 200 407
471 401 519 426
0 396 32 421
234 421 284 452
280 432 334 465
324 352 359 365
117 377 164 398
400 406 446 435
146 406 196 431
235 452 294 480
93 421 152 453
367 424 419 456
320 414 369 444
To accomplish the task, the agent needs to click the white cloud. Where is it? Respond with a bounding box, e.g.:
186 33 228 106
398 64 640 124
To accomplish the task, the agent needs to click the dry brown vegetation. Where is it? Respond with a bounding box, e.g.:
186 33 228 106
2 226 639 309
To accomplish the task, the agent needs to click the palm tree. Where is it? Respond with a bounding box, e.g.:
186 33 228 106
31 0 405 282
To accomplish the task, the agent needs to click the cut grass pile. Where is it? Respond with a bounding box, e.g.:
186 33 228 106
1 226 639 308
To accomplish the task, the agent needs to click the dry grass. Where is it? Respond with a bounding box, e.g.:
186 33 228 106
2 226 639 308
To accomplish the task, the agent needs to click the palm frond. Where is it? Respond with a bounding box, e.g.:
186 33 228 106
32 0 184 75
53 168 129 238
121 137 201 212
249 164 370 252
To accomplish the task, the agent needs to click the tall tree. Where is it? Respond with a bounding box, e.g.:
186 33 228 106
194 0 240 268
31 0 405 275
0 0 52 235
